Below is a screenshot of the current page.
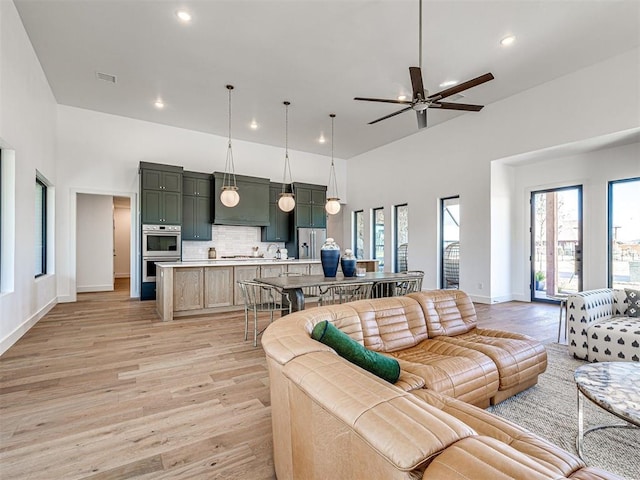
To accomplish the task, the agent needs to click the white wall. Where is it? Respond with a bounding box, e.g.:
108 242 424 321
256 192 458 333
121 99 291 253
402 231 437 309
509 141 640 300
346 48 640 302
114 199 131 278
76 194 114 292
0 1 58 354
55 105 347 301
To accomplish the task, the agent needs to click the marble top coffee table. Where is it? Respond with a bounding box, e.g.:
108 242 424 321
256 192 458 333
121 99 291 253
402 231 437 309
574 362 640 459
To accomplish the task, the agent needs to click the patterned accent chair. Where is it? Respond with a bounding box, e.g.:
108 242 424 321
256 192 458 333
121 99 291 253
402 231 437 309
567 288 640 362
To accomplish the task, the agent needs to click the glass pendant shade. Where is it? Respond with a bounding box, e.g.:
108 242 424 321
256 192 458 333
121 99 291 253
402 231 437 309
325 198 341 215
220 186 240 207
278 193 295 212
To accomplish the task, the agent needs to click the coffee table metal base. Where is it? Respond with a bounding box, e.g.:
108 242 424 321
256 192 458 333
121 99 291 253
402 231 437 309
576 389 638 459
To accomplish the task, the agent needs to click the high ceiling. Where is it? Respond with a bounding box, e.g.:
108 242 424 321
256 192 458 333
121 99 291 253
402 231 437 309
14 0 640 159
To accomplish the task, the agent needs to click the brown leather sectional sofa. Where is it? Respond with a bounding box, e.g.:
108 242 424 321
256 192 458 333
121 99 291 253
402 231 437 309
262 289 622 480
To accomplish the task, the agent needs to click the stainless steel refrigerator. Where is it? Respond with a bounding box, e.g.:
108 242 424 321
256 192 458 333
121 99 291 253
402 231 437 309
297 228 327 260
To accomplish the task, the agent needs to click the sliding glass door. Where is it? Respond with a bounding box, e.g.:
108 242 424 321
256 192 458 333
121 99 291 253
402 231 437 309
531 186 582 301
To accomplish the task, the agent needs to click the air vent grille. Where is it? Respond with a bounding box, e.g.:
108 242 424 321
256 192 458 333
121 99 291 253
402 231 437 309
96 72 117 83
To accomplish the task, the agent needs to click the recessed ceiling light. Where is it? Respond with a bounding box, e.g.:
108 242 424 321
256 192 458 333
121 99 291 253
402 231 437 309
397 94 407 101
154 99 165 109
250 120 258 130
439 80 458 88
318 134 326 144
500 35 516 46
176 10 192 23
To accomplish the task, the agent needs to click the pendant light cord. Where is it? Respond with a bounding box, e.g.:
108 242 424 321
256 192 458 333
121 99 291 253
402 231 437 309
328 114 338 199
281 102 293 194
418 0 422 70
224 85 237 189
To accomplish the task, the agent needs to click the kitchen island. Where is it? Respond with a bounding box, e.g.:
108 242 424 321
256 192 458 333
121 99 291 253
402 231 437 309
155 258 378 321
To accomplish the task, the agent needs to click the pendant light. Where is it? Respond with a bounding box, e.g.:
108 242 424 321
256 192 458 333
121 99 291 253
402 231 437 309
278 101 295 212
220 84 240 208
325 113 341 215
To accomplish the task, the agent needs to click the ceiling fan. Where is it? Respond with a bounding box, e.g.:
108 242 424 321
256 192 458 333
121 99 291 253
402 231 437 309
354 0 494 129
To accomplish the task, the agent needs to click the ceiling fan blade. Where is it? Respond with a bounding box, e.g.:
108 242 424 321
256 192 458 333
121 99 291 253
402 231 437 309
430 102 484 112
409 67 426 100
428 73 494 101
354 97 412 105
416 109 427 129
368 106 413 125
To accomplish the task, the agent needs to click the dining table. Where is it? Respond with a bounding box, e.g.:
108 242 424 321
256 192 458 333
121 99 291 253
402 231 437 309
254 271 424 312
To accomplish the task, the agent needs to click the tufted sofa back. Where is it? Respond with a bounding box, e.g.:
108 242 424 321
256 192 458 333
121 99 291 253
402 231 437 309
262 290 480 364
408 289 477 337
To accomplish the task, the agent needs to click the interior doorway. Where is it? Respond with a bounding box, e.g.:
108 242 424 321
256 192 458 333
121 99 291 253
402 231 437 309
76 193 131 294
530 186 583 301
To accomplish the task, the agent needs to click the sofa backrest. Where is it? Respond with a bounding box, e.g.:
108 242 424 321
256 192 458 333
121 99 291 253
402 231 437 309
262 290 479 364
350 297 429 353
407 290 477 337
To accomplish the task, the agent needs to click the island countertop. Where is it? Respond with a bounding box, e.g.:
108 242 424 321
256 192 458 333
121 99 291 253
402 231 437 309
156 258 321 268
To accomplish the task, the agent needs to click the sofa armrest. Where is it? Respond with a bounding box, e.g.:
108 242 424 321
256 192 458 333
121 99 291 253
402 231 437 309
283 351 475 472
567 289 615 360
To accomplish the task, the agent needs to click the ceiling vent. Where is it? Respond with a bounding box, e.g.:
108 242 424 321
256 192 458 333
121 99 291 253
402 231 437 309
96 71 117 84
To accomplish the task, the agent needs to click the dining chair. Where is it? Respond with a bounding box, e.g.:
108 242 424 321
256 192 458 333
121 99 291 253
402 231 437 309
238 280 291 347
318 282 373 306
395 270 424 296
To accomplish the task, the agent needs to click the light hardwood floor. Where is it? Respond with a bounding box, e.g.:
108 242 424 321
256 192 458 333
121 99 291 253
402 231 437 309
0 280 561 479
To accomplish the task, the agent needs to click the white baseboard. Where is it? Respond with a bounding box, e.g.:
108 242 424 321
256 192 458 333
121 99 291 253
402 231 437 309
0 297 57 356
76 284 114 293
469 294 492 304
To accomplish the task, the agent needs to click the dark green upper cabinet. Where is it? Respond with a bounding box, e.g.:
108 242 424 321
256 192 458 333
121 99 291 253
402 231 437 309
140 162 183 225
293 182 327 228
182 171 212 241
262 183 291 242
212 173 270 226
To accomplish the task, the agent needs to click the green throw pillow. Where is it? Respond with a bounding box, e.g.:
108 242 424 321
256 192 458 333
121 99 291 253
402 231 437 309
311 320 401 383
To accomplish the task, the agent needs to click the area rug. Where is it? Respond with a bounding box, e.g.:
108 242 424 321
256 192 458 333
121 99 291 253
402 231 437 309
488 343 639 480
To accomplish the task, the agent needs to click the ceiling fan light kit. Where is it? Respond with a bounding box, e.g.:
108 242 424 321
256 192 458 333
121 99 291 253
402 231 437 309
325 113 341 215
278 101 296 213
354 0 494 129
221 84 240 208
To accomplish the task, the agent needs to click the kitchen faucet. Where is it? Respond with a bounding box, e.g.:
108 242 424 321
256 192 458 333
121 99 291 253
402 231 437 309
266 244 278 257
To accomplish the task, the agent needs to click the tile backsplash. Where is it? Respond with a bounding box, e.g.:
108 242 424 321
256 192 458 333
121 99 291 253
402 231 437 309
182 225 285 260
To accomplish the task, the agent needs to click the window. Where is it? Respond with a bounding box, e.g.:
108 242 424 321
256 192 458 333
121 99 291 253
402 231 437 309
394 204 408 272
372 207 384 271
441 196 460 289
35 177 47 277
609 177 640 290
353 210 364 259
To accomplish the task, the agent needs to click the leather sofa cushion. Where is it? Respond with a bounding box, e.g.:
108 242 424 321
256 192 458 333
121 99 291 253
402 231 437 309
422 436 579 480
433 329 548 390
350 297 429 352
390 339 499 406
408 290 477 337
283 351 476 471
412 389 586 478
